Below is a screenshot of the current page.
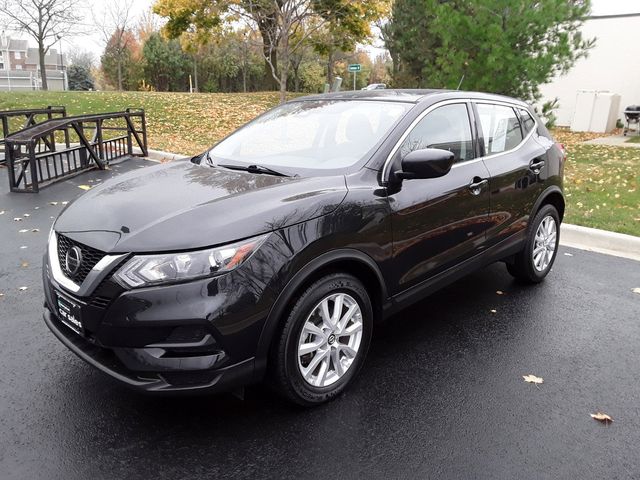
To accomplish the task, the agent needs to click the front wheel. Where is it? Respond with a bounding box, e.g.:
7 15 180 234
270 273 373 406
507 204 560 283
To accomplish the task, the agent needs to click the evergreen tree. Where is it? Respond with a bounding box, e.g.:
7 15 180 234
384 0 595 100
67 64 95 91
142 33 191 91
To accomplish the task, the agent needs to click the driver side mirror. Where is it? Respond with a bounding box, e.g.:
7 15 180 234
394 148 455 180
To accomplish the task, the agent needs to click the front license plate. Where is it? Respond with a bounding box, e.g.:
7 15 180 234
56 293 83 335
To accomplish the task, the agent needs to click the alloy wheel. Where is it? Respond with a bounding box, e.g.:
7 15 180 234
297 293 363 387
532 215 557 272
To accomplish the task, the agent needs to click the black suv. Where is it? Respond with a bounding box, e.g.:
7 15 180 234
43 90 565 405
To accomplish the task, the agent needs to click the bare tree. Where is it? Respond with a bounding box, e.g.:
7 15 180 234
0 0 83 90
241 0 330 103
137 7 160 43
95 0 133 91
67 49 95 70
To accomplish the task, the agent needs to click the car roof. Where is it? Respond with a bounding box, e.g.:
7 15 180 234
296 89 528 106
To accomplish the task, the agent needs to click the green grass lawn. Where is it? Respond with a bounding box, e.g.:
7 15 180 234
562 143 639 236
1 91 638 236
625 134 640 144
0 91 284 155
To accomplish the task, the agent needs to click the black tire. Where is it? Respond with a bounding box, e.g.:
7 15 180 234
270 273 373 406
506 204 560 283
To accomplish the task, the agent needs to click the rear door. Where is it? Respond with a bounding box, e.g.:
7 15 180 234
387 101 492 293
474 102 549 247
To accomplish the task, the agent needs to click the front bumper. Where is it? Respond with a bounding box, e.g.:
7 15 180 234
44 306 255 393
42 238 282 393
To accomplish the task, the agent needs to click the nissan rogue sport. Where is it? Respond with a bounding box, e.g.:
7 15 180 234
43 90 565 406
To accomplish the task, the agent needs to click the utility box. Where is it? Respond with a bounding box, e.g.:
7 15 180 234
571 90 621 133
331 76 342 92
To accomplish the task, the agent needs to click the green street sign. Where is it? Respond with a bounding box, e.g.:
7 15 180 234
348 64 361 72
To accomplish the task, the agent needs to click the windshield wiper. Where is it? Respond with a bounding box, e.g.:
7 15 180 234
218 163 292 177
204 150 215 166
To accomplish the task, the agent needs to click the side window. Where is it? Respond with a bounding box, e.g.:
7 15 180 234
399 103 474 163
476 104 523 155
518 108 536 135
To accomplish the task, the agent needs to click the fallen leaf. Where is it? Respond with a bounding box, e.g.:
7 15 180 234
49 202 58 206
23 213 30 217
591 412 613 423
31 229 40 232
21 262 29 268
0 210 5 215
632 288 640 294
20 246 28 249
496 290 504 295
14 217 22 221
490 309 497 313
18 286 28 291
34 206 39 210
61 201 68 205
18 229 29 233
78 185 91 191
0 293 4 297
564 252 573 257
523 375 544 384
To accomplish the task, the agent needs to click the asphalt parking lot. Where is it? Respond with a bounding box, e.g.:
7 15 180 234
1 159 639 479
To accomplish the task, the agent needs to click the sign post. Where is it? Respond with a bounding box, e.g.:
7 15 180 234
348 64 361 90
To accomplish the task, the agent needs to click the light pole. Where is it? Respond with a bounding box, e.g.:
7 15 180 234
56 34 66 91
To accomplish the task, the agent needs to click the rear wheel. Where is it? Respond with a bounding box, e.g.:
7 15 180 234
506 204 560 283
270 273 373 406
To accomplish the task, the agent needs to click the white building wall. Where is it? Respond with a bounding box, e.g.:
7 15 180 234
539 14 640 126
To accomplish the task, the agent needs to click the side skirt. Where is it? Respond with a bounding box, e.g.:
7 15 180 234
382 231 526 319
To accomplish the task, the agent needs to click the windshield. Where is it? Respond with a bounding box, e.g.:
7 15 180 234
209 100 411 171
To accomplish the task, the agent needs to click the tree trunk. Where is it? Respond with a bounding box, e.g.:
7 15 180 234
38 43 48 91
242 65 247 93
326 49 334 86
263 49 278 90
257 16 279 90
193 58 198 92
279 41 289 104
279 68 287 103
117 57 123 91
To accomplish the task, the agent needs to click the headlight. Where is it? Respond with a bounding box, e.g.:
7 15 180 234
113 234 268 288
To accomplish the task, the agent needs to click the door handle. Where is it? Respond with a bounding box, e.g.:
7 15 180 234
529 160 545 173
468 178 488 195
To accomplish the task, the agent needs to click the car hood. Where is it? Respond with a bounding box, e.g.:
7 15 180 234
55 160 348 253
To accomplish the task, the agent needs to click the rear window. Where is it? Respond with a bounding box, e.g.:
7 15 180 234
476 104 523 155
518 108 536 135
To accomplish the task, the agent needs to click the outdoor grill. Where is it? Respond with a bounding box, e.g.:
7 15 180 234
623 105 640 136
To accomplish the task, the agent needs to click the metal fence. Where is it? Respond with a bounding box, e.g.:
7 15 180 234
0 106 67 164
5 108 148 193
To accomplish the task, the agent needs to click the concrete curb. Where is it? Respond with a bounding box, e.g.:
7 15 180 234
46 143 186 163
560 223 640 262
134 147 187 163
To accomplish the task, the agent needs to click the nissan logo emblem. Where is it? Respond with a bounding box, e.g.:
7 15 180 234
65 246 83 276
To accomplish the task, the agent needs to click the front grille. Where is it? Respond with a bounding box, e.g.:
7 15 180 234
57 233 105 284
90 296 111 308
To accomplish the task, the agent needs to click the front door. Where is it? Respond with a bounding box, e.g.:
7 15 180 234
387 102 492 294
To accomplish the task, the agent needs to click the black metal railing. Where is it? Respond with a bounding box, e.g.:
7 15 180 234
0 106 68 164
5 108 148 193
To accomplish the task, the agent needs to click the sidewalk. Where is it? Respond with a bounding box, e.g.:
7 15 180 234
582 134 640 148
